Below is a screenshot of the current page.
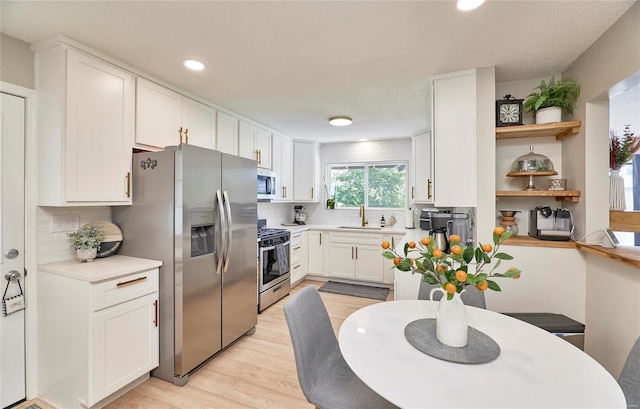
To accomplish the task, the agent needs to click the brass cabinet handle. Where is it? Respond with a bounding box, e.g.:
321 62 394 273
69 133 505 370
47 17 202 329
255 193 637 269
411 186 415 199
184 128 189 144
428 179 433 200
352 247 354 259
179 126 183 144
294 246 301 250
116 276 147 287
128 172 131 196
153 300 158 327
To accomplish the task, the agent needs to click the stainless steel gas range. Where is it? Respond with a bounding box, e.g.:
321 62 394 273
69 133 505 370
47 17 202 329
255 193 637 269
258 227 291 312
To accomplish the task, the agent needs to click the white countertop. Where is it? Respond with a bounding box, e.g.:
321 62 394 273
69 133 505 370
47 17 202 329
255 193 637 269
38 255 162 283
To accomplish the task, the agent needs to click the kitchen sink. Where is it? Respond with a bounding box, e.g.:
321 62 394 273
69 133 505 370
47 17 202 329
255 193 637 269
336 226 382 230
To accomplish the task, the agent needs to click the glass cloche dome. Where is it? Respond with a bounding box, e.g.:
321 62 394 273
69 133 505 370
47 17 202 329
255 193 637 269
508 145 556 173
507 145 557 191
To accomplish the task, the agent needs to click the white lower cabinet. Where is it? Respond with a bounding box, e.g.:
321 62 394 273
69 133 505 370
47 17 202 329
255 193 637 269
37 257 160 409
308 230 325 276
328 233 384 283
290 231 309 286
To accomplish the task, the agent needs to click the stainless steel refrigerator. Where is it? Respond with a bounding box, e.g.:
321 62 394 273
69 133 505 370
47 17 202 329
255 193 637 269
113 144 257 385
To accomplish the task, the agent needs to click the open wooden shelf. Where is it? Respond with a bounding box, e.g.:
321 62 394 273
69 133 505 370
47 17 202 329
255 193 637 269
576 243 640 269
503 235 577 249
496 190 580 202
496 121 581 141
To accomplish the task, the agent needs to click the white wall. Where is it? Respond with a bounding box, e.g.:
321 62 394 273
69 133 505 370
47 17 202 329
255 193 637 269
0 33 34 89
563 1 640 377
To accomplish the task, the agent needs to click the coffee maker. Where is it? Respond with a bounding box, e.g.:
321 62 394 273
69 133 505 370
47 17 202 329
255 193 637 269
528 206 572 241
293 205 307 225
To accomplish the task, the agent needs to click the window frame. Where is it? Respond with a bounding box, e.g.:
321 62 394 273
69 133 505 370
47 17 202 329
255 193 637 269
326 160 409 210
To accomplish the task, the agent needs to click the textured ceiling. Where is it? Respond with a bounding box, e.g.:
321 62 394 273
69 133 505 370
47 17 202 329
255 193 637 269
1 1 636 143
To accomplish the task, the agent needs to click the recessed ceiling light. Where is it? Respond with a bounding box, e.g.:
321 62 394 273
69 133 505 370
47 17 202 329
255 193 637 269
183 59 205 71
329 116 353 126
457 0 485 11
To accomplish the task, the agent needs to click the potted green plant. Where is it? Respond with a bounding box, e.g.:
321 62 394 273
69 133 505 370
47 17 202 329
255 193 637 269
68 225 104 262
522 76 580 124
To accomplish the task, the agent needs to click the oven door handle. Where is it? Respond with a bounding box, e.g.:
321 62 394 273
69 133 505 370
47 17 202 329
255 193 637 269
216 189 225 275
260 241 290 252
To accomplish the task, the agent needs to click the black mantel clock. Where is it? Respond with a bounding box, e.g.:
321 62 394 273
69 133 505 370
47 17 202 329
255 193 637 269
496 94 523 127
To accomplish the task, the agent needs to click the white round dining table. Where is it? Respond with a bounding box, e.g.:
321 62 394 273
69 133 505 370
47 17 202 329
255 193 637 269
338 300 626 409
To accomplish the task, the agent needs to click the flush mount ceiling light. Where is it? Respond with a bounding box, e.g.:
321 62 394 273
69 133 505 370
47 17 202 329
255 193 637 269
183 59 205 71
329 116 353 126
457 0 485 11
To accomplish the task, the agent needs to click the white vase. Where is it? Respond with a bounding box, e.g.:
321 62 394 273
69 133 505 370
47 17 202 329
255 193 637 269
76 248 97 262
430 287 468 347
535 107 562 124
609 169 626 210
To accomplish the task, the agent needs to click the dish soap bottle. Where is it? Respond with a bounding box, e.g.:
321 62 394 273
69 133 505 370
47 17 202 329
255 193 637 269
380 215 385 228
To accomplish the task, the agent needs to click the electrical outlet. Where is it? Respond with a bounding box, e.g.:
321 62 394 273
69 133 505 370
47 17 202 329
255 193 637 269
52 215 79 232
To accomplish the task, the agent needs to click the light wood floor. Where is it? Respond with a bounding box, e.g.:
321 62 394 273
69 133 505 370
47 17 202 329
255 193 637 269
19 280 392 409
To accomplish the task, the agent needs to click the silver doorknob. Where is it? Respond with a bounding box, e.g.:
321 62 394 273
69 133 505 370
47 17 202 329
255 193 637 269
4 270 20 281
4 249 18 259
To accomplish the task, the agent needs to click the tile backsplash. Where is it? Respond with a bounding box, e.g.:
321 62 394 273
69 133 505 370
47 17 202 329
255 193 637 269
37 206 111 264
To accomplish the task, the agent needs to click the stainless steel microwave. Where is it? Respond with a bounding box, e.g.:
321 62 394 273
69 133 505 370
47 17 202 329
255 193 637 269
257 169 276 200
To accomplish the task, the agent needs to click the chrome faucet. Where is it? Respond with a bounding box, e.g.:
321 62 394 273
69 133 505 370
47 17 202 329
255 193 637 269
359 205 368 227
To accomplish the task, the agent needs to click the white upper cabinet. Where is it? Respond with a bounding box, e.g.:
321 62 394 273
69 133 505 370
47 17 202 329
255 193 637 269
35 43 134 206
293 141 319 202
271 133 293 201
432 69 477 207
180 97 216 149
216 111 239 155
239 120 272 169
135 78 215 150
411 131 433 203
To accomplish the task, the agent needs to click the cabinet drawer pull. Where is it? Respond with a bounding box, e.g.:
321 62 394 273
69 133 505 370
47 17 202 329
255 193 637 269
311 187 314 199
184 128 189 144
319 233 322 245
356 247 358 260
116 276 147 287
293 265 301 269
352 247 354 259
179 126 183 144
153 300 158 327
412 186 415 199
293 246 301 250
428 179 432 200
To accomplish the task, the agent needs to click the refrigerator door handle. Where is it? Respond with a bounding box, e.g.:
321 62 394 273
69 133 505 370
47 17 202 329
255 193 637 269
216 189 225 275
223 190 233 273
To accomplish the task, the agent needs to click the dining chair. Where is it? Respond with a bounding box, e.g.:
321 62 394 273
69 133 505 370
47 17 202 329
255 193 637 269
418 280 487 309
283 285 398 409
618 336 640 408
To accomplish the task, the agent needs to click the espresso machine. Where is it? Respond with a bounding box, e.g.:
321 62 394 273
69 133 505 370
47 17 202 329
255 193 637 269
528 206 572 241
293 205 307 225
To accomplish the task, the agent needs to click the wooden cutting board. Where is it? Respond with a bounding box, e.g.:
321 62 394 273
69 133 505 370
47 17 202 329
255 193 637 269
82 221 123 242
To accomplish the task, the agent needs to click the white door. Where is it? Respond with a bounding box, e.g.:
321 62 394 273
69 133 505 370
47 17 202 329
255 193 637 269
0 92 26 408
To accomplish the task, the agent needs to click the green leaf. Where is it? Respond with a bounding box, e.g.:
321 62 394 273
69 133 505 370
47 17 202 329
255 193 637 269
422 257 434 272
475 247 483 263
448 254 465 264
447 292 454 301
422 275 439 285
493 233 499 246
466 274 477 284
444 270 455 282
501 231 513 242
494 252 514 260
415 260 425 272
382 251 396 259
476 273 488 282
503 268 522 278
488 280 502 292
396 262 411 272
403 242 409 257
481 251 491 264
463 247 474 263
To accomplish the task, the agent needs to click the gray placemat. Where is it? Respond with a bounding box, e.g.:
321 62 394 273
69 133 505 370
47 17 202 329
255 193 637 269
404 318 500 364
